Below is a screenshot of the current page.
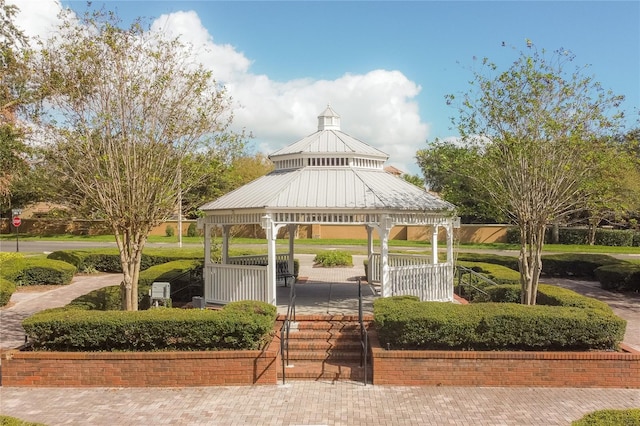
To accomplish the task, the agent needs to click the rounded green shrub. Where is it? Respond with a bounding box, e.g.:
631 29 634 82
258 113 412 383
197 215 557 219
187 222 198 237
17 258 76 286
0 415 46 426
572 408 640 426
595 263 640 292
314 250 353 267
0 277 17 307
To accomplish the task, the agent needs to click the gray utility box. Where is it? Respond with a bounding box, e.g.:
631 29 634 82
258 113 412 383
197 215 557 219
192 296 206 309
150 282 171 307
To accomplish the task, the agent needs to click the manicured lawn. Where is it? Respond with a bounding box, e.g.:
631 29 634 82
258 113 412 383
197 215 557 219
2 234 639 255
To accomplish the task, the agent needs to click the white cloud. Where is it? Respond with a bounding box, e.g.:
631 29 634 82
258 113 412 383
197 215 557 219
10 1 430 174
7 0 68 43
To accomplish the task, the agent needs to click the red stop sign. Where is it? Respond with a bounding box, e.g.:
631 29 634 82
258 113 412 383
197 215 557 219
12 216 21 227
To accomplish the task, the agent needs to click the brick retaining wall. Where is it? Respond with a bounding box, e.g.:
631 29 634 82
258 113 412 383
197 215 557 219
1 331 281 387
370 331 640 388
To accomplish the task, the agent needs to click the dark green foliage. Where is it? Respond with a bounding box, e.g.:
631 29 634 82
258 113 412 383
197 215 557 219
455 261 520 302
0 256 26 281
16 258 76 286
0 415 46 426
595 263 640 292
535 284 614 312
483 284 521 303
541 253 623 278
47 248 205 273
187 222 198 237
23 301 277 351
595 229 635 247
0 277 16 306
313 250 353 267
558 228 590 245
507 226 639 247
69 285 122 311
138 260 202 288
572 409 640 426
456 252 519 271
374 296 625 351
138 260 203 308
165 225 175 237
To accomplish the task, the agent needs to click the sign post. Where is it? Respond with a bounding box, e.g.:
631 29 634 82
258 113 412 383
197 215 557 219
11 209 22 252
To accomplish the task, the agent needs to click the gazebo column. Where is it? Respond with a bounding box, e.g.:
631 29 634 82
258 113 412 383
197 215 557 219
375 215 393 297
203 223 212 267
261 214 281 305
431 225 439 264
287 224 296 275
446 221 454 264
366 225 374 283
221 225 231 264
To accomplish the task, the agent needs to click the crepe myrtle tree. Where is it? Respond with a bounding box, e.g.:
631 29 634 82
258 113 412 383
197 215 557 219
447 44 625 305
34 9 237 310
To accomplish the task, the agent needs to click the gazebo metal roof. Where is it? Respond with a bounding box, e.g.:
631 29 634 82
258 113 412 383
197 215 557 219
200 107 455 217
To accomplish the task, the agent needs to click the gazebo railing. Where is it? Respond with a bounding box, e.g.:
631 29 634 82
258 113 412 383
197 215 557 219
227 253 289 266
205 264 270 304
369 253 432 283
389 263 452 302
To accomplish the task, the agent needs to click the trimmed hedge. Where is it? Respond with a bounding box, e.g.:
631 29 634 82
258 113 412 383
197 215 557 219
138 259 202 288
595 263 640 292
14 258 77 286
69 259 204 310
70 285 122 311
456 252 520 271
22 300 277 351
0 416 46 426
314 250 353 267
373 296 625 351
507 226 639 247
456 261 520 302
572 409 640 426
541 253 623 278
0 276 16 306
47 248 205 273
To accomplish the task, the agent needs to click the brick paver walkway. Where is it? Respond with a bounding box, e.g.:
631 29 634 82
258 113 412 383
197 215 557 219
1 254 639 425
1 383 639 425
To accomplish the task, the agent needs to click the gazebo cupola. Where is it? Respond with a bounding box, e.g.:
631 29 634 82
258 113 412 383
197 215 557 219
269 106 388 172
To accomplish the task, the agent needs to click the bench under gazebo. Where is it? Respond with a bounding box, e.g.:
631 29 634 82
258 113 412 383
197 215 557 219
198 106 458 307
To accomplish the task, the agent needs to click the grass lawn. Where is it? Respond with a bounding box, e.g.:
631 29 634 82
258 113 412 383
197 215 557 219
2 233 640 255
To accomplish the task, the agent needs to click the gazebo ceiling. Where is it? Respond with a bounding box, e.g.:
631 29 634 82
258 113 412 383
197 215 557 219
199 107 456 217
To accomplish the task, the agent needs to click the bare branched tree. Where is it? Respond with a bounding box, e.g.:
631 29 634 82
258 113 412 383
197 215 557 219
33 9 235 310
448 46 625 304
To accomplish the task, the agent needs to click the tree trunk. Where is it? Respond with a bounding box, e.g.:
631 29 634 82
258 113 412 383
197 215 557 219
518 221 545 305
114 226 147 311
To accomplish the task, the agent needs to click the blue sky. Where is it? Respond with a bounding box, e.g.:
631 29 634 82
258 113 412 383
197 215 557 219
12 1 640 174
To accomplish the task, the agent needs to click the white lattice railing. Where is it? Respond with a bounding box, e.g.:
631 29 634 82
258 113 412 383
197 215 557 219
388 263 453 302
369 253 432 283
205 264 270 305
227 254 289 266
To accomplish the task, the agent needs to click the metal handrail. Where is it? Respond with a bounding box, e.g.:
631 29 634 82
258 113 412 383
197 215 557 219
280 278 296 384
455 265 495 298
358 278 369 386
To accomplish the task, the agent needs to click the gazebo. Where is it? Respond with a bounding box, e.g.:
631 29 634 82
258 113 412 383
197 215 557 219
198 106 458 306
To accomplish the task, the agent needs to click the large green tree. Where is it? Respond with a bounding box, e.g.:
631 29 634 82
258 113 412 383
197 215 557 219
0 0 31 208
448 46 625 305
416 140 504 223
33 9 236 310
